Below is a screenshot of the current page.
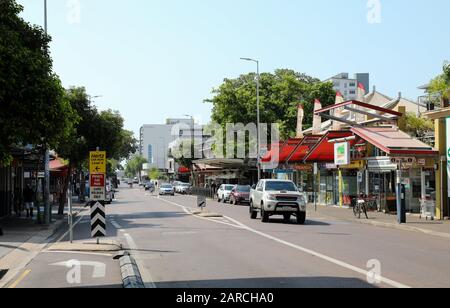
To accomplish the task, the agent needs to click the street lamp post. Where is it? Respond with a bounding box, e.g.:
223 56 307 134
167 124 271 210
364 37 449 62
183 114 195 158
240 58 261 181
43 0 50 224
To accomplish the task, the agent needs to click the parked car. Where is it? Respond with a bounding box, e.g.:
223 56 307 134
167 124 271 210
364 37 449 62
229 185 251 205
176 183 191 195
133 177 139 184
159 184 175 196
217 184 235 203
250 180 306 224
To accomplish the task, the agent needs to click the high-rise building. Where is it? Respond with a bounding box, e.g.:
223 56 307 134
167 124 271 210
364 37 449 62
324 73 370 100
139 118 204 172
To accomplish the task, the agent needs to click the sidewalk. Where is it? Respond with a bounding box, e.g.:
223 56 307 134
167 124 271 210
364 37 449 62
0 200 87 286
309 204 450 240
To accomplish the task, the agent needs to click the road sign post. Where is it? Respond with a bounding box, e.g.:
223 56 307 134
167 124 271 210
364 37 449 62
89 151 107 241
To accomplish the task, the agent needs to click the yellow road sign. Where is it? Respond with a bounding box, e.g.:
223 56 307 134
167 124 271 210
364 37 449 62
89 151 106 174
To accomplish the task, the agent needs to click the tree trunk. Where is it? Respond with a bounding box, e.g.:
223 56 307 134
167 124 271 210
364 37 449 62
59 165 71 215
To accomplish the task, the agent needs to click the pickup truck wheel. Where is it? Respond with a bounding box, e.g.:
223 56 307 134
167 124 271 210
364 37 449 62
250 202 257 219
261 207 269 223
297 212 306 225
283 214 291 222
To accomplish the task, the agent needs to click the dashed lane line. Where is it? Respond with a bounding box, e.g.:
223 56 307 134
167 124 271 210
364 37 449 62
154 196 411 289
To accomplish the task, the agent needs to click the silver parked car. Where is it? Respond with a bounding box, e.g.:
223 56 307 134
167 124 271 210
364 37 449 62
159 184 175 196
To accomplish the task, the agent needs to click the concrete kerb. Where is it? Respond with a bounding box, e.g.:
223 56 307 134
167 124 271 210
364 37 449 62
118 251 145 288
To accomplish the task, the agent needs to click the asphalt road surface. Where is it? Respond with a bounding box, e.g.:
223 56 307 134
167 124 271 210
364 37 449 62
107 186 450 288
8 185 450 288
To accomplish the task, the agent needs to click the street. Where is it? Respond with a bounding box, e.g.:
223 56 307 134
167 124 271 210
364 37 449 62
4 185 450 288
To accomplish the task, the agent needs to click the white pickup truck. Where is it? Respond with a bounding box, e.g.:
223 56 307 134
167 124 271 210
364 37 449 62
250 179 307 224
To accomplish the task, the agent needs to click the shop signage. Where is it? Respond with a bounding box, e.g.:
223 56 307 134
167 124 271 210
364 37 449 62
322 163 337 170
417 159 426 166
293 165 313 172
368 157 398 171
334 142 350 166
274 169 294 174
339 160 365 170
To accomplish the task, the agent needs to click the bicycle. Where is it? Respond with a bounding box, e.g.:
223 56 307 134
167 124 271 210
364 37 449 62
353 197 369 219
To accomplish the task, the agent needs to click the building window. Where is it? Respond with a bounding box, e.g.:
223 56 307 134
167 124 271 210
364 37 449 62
349 82 356 87
148 145 153 164
349 90 356 95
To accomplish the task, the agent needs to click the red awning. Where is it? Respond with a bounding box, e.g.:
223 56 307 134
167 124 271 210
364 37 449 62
261 142 283 163
49 158 68 172
351 127 438 156
287 136 322 163
304 131 354 162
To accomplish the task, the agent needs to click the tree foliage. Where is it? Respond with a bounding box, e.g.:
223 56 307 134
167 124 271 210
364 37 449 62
125 155 147 179
405 112 434 137
0 0 76 165
56 87 137 167
206 69 336 139
428 61 450 105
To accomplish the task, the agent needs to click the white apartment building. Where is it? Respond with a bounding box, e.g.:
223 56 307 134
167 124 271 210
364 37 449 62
325 73 370 100
139 118 205 172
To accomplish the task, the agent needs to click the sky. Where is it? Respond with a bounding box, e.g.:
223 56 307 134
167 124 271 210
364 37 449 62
17 0 450 137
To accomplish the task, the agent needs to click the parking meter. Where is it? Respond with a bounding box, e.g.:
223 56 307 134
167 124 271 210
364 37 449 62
397 184 406 224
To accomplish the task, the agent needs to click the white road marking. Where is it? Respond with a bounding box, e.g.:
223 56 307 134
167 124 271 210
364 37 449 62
110 220 122 229
157 197 244 229
56 210 88 243
123 233 156 289
155 196 411 289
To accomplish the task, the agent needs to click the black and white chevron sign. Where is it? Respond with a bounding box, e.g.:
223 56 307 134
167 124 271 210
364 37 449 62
91 202 106 237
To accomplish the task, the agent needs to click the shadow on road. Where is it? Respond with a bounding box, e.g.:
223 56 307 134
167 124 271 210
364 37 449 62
155 276 378 288
265 219 331 226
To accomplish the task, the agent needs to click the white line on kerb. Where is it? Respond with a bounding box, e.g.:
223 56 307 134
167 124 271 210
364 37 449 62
155 196 411 289
123 233 156 289
110 220 122 229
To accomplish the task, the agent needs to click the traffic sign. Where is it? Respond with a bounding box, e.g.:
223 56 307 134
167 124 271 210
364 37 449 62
90 187 106 201
91 202 106 238
90 173 105 201
90 151 106 174
90 173 105 187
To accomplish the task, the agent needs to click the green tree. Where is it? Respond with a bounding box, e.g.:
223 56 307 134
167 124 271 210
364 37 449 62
206 69 335 140
0 0 76 165
428 61 450 107
405 112 434 139
125 155 147 181
56 87 137 213
149 168 161 180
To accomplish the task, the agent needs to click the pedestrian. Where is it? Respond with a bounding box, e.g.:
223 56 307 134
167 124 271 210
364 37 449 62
23 184 35 218
211 181 217 195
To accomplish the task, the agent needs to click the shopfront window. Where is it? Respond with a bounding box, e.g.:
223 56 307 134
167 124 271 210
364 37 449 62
320 170 336 206
341 169 358 206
